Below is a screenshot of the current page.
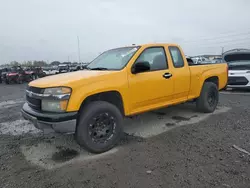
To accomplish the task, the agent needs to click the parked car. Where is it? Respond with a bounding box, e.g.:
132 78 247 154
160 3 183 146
0 68 4 83
58 64 70 73
212 58 223 64
24 68 36 80
43 67 58 76
1 68 9 83
191 56 211 64
3 66 30 84
69 64 81 72
22 43 228 153
223 49 250 89
81 63 89 69
0 69 2 83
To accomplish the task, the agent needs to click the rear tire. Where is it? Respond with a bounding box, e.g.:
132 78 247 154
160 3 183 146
76 101 123 153
196 82 219 113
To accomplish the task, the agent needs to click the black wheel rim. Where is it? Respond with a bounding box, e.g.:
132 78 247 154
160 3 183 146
88 112 116 144
208 90 217 107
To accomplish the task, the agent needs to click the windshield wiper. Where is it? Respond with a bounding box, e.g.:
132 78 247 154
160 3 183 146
90 67 108 70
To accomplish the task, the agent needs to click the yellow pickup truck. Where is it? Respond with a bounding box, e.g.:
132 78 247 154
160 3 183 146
22 43 228 153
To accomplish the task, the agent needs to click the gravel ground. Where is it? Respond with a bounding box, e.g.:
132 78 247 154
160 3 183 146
0 84 250 188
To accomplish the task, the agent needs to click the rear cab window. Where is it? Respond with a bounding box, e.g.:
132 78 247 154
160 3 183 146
169 46 185 68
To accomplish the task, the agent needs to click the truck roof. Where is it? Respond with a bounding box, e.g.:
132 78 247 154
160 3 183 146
126 43 180 48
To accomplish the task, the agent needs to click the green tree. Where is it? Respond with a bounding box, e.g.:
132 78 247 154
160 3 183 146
10 61 19 66
22 61 33 67
33 61 47 67
50 61 60 66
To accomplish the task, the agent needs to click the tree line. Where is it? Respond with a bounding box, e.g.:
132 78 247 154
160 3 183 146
3 61 76 67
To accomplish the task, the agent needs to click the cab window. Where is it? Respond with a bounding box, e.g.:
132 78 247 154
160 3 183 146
135 47 168 71
169 46 184 68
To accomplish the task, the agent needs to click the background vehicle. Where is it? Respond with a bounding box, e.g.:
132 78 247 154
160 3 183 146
69 64 81 72
3 66 27 84
43 67 58 76
24 67 36 80
58 64 70 73
191 56 212 64
22 43 228 153
0 69 2 83
212 57 223 64
223 49 250 89
1 68 10 83
81 63 90 69
34 67 46 78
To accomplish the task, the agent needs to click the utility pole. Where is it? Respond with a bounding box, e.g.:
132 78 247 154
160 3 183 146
221 47 224 55
67 56 70 62
77 36 81 64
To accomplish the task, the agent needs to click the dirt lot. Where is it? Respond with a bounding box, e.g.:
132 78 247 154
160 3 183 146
0 84 250 188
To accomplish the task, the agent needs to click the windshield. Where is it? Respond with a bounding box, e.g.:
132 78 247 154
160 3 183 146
43 67 50 71
59 65 68 69
87 46 140 70
228 61 250 70
228 61 250 66
224 53 250 62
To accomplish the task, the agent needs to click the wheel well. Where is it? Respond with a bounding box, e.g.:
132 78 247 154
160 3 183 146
78 91 125 116
204 76 219 87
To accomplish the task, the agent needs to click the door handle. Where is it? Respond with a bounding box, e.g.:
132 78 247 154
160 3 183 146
163 73 172 79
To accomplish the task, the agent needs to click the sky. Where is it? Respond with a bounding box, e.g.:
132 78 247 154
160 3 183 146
0 0 250 64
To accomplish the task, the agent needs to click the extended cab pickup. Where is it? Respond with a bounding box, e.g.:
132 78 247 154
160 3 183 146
22 43 228 153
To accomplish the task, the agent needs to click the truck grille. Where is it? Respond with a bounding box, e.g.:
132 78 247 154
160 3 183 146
26 95 41 110
27 86 44 94
26 86 43 111
228 76 249 86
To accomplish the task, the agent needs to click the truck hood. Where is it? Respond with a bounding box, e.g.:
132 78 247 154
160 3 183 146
224 49 250 71
29 70 116 88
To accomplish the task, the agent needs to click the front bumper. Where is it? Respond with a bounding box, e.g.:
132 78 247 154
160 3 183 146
227 75 250 88
21 103 77 133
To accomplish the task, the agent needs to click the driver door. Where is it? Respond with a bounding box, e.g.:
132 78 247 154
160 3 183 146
128 46 174 114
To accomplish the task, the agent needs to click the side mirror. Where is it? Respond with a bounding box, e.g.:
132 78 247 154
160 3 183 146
132 61 150 74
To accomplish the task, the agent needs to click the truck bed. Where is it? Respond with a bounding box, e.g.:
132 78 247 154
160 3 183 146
188 63 228 99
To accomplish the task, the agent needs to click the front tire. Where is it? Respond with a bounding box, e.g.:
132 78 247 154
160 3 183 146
76 101 123 153
196 82 219 113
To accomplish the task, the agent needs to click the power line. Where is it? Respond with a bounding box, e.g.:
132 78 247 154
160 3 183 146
182 38 250 48
181 27 250 41
221 47 224 55
182 32 250 44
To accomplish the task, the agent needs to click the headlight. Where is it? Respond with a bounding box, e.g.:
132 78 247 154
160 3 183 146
41 87 71 112
42 99 68 112
44 87 71 95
